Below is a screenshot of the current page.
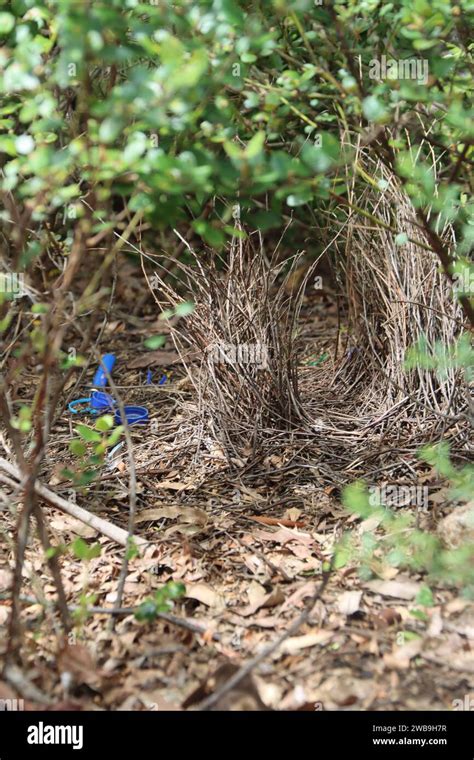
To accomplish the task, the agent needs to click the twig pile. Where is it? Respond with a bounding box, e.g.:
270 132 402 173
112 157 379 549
331 149 468 433
147 161 469 486
153 233 309 466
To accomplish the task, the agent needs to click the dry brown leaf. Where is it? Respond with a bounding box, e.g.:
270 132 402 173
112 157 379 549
156 480 197 492
337 590 363 616
0 607 9 625
185 583 224 609
249 515 306 529
281 630 333 654
285 507 303 522
246 581 267 607
237 588 285 617
50 515 97 539
444 607 474 639
437 502 474 548
0 569 12 592
280 581 317 612
57 643 102 689
383 639 423 669
128 349 199 369
371 608 402 629
253 526 314 546
136 506 208 525
364 578 420 600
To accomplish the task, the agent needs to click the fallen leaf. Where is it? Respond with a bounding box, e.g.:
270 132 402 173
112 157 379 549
50 516 97 539
182 663 270 711
254 526 314 546
156 480 197 492
249 516 306 529
437 502 474 548
136 506 208 525
237 588 285 617
371 608 402 629
281 630 333 654
365 579 420 600
383 639 423 669
57 643 102 690
185 583 224 609
128 349 199 369
337 590 362 616
246 581 268 608
0 607 9 625
0 569 12 592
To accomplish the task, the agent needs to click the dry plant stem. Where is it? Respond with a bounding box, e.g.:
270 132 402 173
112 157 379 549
0 457 146 549
3 215 94 667
71 607 221 640
196 562 333 711
77 343 139 629
0 591 220 641
377 133 474 329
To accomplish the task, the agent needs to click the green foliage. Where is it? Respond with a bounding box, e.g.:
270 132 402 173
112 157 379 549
340 463 474 597
71 537 101 562
405 334 474 383
420 442 474 503
65 416 124 485
10 405 32 433
135 581 186 622
1 0 472 258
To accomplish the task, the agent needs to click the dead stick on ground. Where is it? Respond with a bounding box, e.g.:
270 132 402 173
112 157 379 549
196 560 333 711
0 458 149 551
0 593 221 641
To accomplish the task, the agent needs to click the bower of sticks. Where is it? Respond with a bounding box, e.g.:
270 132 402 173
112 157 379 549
0 162 471 712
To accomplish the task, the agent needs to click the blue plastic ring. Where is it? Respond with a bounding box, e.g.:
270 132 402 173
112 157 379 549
114 405 149 426
68 397 92 414
90 390 116 413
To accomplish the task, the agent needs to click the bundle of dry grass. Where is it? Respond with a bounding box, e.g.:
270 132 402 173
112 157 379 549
145 157 469 487
151 232 310 467
333 150 468 432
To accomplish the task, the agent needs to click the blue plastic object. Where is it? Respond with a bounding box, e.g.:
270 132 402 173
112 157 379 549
68 390 116 415
69 355 149 425
90 390 116 412
114 405 149 426
92 354 116 387
68 397 93 414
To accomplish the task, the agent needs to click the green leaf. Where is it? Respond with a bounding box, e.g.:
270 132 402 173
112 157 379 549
144 335 166 349
395 233 408 246
76 425 102 443
165 581 186 599
0 12 15 34
99 117 123 144
106 426 124 447
415 585 434 607
95 414 114 432
362 96 389 124
69 439 87 457
244 131 265 160
72 538 101 561
135 599 158 622
175 301 195 317
31 303 49 314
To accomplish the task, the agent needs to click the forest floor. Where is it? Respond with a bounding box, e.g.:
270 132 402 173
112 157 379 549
1 259 473 712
